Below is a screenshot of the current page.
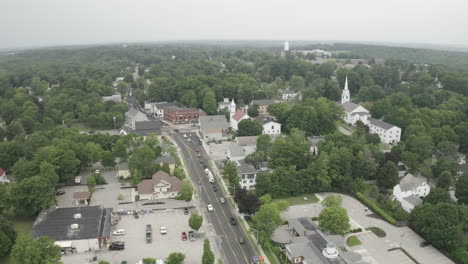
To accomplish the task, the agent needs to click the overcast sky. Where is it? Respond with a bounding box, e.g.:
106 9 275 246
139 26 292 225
1 0 468 50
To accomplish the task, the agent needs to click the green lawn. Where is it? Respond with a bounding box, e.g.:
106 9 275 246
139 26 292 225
274 194 319 206
346 236 362 247
0 217 35 264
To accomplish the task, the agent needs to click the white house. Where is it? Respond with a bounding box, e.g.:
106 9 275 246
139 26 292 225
393 174 430 212
367 118 401 144
279 90 300 100
230 109 249 130
137 171 182 200
256 116 281 135
401 196 423 213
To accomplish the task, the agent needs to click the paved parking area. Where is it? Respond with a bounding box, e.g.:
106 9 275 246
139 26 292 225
56 185 89 207
61 209 204 264
353 232 412 264
206 141 232 161
89 170 122 209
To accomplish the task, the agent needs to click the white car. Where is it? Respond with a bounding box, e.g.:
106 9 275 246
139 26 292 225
160 226 167 235
207 204 214 212
74 176 82 184
209 177 215 183
183 134 187 138
95 169 100 174
112 229 125 236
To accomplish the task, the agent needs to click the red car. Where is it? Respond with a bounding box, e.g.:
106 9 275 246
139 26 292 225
181 232 187 241
195 148 199 152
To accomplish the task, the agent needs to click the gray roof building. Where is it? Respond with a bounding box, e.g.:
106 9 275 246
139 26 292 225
403 196 423 207
133 120 163 136
199 115 229 130
255 116 278 125
368 118 395 130
31 206 113 241
399 174 427 192
235 136 258 146
341 102 362 113
251 99 276 106
228 145 246 158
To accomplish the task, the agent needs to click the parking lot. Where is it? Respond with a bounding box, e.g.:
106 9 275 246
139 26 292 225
61 209 204 264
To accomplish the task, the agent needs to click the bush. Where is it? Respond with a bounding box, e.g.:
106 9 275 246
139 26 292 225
346 236 362 247
311 217 319 221
348 228 362 233
355 192 397 225
366 227 386 238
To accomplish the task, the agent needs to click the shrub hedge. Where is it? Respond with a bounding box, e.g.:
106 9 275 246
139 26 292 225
355 192 397 225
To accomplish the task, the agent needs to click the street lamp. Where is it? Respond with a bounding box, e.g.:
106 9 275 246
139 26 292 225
112 116 116 129
250 228 260 247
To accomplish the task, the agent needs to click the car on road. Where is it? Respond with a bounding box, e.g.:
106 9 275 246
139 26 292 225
133 212 139 219
55 190 65 196
197 153 201 158
183 134 187 138
195 148 199 152
184 207 189 215
209 177 215 183
113 229 125 236
188 231 195 241
160 226 167 234
238 236 245 244
212 186 217 192
420 241 430 247
219 197 226 204
109 241 125 250
174 129 179 132
181 232 187 241
199 159 204 163
230 217 237 225
198 141 202 145
88 130 95 134
207 204 214 212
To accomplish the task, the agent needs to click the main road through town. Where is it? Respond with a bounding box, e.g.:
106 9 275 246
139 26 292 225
172 132 257 264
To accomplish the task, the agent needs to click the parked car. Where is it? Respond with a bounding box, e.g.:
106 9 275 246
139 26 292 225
95 169 100 174
146 232 152 243
181 232 187 241
207 204 214 212
188 231 195 241
146 224 152 233
184 208 189 215
75 176 82 184
55 190 65 196
219 197 226 204
199 159 204 163
230 217 237 225
183 134 187 138
160 226 167 235
238 236 245 244
112 229 125 236
133 212 139 219
109 241 125 250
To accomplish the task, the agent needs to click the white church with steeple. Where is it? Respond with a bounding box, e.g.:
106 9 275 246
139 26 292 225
217 98 236 114
339 76 401 144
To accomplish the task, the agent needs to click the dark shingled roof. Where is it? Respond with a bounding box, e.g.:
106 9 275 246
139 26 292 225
368 118 395 130
31 206 113 241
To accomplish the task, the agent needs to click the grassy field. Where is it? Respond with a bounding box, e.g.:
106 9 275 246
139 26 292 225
0 217 35 264
346 236 362 247
274 194 319 206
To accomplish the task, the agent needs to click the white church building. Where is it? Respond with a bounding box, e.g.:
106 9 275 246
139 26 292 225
340 76 401 144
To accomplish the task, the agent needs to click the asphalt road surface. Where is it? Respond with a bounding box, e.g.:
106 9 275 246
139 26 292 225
173 132 257 264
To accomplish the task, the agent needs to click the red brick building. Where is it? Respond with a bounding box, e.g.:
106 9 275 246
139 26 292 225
163 106 207 124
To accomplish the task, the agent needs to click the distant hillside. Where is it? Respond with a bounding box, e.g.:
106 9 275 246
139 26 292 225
299 43 468 72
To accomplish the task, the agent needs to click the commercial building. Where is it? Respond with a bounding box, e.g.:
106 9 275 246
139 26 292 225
163 106 206 124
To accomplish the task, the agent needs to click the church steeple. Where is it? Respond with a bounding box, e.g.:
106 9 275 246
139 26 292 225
341 76 350 104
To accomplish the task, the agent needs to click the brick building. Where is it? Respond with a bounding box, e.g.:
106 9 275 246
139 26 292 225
163 106 206 124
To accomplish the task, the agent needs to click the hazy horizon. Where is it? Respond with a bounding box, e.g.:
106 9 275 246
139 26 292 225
2 0 468 51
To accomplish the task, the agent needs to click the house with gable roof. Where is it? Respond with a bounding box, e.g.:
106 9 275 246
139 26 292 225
393 173 430 212
230 109 250 130
137 170 182 200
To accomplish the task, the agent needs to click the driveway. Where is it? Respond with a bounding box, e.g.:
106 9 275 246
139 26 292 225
89 170 122 209
281 193 454 264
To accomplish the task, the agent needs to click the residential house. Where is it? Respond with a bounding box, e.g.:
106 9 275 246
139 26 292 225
250 99 276 115
401 196 423 213
72 191 90 206
235 136 258 155
31 206 112 253
217 98 236 113
397 162 407 178
0 168 10 184
285 217 365 264
256 116 281 135
393 174 430 212
113 77 125 87
280 90 300 100
116 163 130 179
230 109 249 130
155 156 176 174
137 170 182 200
236 160 269 190
199 115 229 141
227 144 246 161
125 108 148 130
163 106 206 124
102 94 122 102
367 118 401 144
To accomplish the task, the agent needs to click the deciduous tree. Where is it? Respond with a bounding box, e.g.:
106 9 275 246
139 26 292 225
202 239 215 264
12 235 61 264
318 207 350 235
